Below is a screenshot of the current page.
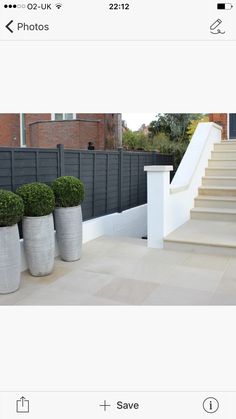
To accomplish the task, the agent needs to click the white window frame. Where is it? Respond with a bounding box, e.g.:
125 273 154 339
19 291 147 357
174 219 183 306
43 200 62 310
51 113 77 121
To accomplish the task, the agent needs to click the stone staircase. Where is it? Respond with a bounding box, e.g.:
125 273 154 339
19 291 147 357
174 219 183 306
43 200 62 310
164 141 236 255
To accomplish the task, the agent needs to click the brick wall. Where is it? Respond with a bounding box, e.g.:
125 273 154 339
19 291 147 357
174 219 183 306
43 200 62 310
77 113 120 148
0 114 20 147
209 113 228 140
0 113 121 149
25 114 51 145
29 119 103 149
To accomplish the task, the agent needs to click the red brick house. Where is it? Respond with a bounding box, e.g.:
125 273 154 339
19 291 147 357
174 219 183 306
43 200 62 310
0 113 122 149
209 113 236 140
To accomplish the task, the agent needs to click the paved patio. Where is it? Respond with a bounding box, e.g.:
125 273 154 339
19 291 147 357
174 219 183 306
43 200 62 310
1 235 236 305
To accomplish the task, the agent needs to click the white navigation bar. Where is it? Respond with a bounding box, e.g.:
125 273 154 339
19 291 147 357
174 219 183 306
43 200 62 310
0 391 235 418
0 0 235 40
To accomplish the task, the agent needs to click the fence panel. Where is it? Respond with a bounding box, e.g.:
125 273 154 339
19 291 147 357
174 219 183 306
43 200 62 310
0 146 173 222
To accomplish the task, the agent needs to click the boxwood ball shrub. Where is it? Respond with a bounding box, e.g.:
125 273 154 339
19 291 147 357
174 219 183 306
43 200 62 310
16 182 55 217
0 189 24 227
52 176 85 208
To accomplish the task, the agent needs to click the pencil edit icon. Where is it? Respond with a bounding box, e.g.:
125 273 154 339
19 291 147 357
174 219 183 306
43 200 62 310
16 397 30 413
210 19 226 34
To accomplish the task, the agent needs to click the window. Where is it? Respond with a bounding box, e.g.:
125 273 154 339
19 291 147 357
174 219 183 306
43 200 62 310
52 113 76 121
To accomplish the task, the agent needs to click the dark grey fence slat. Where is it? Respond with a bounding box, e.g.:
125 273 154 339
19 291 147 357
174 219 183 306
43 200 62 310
105 154 109 214
11 150 15 191
129 155 132 208
92 153 96 217
118 147 123 213
0 146 173 224
57 144 65 177
35 151 39 182
78 152 81 179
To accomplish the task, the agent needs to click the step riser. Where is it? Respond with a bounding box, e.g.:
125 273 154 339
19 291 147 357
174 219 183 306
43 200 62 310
214 143 236 151
206 168 236 176
199 187 236 197
164 241 236 257
191 210 236 222
208 160 236 168
212 151 236 159
194 198 236 209
202 178 236 187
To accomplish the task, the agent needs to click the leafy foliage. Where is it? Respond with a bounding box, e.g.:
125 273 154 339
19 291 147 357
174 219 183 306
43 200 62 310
154 138 188 173
123 114 208 172
148 114 204 142
51 176 85 208
187 115 209 137
16 182 55 217
0 189 24 227
123 130 159 151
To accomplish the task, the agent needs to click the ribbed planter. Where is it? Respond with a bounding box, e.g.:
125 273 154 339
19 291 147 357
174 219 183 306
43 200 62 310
0 224 21 294
54 205 82 262
23 214 55 277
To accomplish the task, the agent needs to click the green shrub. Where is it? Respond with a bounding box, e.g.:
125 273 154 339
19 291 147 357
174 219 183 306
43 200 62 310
0 189 24 227
51 176 85 208
16 182 55 217
150 134 188 173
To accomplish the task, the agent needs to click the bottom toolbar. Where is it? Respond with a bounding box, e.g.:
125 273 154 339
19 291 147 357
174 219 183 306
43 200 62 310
0 392 234 419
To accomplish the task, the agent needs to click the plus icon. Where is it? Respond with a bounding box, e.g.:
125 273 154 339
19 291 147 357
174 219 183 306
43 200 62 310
99 400 111 412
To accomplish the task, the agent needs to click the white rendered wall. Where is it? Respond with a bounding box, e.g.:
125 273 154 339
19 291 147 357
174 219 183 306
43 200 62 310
20 204 147 272
145 122 222 248
166 122 222 234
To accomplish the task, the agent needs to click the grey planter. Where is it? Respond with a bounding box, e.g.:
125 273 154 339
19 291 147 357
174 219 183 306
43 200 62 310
23 214 55 277
0 224 21 294
54 206 82 262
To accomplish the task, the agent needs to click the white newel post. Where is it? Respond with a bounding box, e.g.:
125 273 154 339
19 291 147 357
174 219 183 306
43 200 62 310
144 165 173 249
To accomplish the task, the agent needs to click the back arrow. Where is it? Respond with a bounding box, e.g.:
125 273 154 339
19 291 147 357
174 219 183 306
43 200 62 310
6 20 14 33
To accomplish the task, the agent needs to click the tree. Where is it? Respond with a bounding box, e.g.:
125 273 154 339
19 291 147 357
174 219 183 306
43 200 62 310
187 115 209 137
148 114 203 142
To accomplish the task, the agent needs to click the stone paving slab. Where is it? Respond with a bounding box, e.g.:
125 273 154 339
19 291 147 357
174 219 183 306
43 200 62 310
0 235 236 305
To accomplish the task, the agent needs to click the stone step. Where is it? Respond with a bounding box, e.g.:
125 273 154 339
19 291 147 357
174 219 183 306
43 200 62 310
194 195 236 209
198 186 236 197
208 159 236 168
191 207 236 222
164 219 236 256
202 176 236 187
205 167 236 176
212 151 236 159
214 142 236 151
164 239 236 256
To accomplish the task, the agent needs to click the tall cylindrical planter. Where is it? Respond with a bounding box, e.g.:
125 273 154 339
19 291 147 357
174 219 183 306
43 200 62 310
0 224 21 294
23 214 55 277
54 205 82 262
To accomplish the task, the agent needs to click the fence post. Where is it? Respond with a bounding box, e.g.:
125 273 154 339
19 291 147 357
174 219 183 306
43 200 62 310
57 144 65 177
118 147 124 213
144 165 173 248
152 151 157 165
11 150 15 191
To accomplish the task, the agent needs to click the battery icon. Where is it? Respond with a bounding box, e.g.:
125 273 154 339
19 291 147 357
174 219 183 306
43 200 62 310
217 3 233 9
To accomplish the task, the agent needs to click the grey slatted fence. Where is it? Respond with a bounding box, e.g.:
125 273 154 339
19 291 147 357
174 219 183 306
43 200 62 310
0 145 173 221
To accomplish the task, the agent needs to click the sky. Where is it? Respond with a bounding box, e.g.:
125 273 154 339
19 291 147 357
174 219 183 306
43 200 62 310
122 113 157 131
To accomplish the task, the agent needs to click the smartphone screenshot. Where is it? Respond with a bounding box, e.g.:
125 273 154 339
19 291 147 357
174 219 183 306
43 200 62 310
0 0 236 418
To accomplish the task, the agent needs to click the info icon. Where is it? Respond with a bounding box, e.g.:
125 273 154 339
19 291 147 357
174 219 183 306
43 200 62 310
203 397 219 414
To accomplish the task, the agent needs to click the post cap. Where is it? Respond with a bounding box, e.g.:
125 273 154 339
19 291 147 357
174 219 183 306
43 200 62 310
144 165 173 172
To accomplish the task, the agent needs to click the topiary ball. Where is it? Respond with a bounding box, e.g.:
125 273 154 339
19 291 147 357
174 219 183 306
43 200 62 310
16 182 55 217
0 189 24 227
51 176 85 208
